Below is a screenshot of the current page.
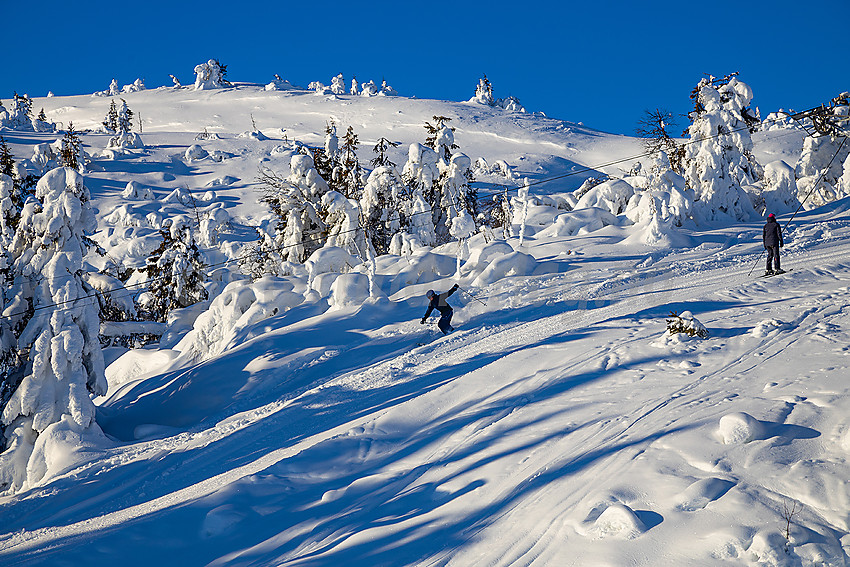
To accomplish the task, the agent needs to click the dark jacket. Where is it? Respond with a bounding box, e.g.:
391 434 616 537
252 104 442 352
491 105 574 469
763 218 783 248
423 284 459 319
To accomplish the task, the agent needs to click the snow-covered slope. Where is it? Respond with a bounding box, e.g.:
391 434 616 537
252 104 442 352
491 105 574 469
2 84 849 566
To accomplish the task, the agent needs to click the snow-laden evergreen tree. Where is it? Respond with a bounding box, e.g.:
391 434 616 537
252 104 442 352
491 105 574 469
107 99 143 149
379 79 397 96
330 73 346 95
59 123 86 172
321 190 366 258
360 80 379 96
102 99 118 133
0 93 34 131
339 126 363 199
440 152 478 236
359 165 408 255
401 143 440 246
472 75 494 105
32 108 55 133
625 151 695 244
242 153 331 276
141 217 208 322
0 167 106 493
194 59 229 90
796 129 850 208
682 74 762 223
108 78 120 96
350 76 359 95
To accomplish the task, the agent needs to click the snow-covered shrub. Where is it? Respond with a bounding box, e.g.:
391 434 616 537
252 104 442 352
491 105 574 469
265 74 296 91
469 75 527 113
163 187 194 206
122 181 154 200
185 144 209 161
194 59 229 90
575 179 635 215
665 311 709 339
0 167 106 492
122 78 145 93
85 272 139 324
683 75 762 224
360 80 379 96
199 204 231 247
305 246 359 280
378 79 397 96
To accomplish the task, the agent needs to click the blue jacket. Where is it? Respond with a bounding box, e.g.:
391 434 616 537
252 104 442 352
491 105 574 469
763 218 783 248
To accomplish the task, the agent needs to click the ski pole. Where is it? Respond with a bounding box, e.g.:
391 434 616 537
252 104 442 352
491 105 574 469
457 286 486 306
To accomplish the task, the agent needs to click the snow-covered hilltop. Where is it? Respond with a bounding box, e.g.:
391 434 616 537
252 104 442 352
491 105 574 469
1 66 850 566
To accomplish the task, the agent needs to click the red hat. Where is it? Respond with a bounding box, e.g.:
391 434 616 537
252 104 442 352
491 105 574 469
768 213 775 218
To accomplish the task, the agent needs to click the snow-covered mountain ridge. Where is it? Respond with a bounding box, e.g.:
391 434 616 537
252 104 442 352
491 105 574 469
0 80 849 566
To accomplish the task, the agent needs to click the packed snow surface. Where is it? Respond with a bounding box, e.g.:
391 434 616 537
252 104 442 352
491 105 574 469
1 82 849 567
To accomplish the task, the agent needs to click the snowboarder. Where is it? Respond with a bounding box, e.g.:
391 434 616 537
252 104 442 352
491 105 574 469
421 284 459 335
763 213 784 276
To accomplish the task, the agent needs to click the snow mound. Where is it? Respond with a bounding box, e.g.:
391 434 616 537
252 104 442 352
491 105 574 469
575 179 635 215
305 246 360 279
238 130 270 141
472 251 537 287
185 144 209 161
719 412 765 444
537 207 619 237
174 277 305 362
105 349 181 390
675 477 736 511
751 318 790 338
25 416 111 488
122 180 154 200
580 502 647 540
205 175 239 188
329 273 373 308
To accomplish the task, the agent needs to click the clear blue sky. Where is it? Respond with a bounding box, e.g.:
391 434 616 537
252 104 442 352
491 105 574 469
2 0 847 135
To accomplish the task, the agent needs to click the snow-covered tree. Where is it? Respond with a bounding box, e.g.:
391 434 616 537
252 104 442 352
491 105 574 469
339 126 363 199
321 191 366 257
401 143 440 246
194 59 229 90
472 75 494 105
795 134 850 208
682 74 762 224
0 93 34 131
107 99 143 149
379 79 397 96
140 217 208 322
360 80 379 96
59 123 86 172
330 73 346 95
370 137 399 169
360 166 407 255
0 167 106 493
102 100 118 133
243 153 331 275
350 76 359 95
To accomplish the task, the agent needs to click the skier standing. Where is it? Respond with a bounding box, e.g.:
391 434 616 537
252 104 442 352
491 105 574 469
763 213 784 276
421 284 459 335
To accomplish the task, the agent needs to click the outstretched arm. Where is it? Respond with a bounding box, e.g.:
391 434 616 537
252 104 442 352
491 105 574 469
445 283 459 297
421 304 435 322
